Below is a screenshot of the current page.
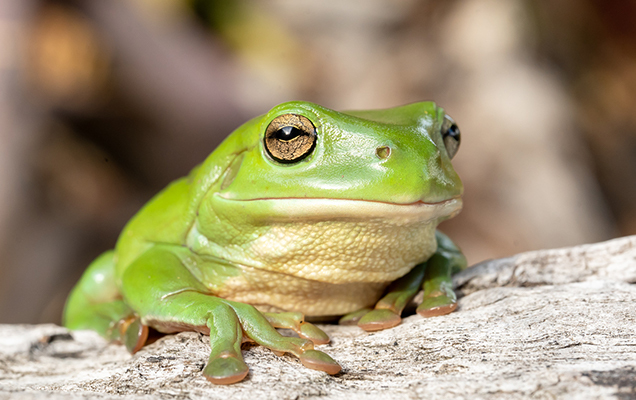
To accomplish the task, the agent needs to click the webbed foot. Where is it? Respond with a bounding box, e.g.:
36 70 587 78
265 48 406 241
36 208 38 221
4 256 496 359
339 308 372 325
416 288 457 318
201 300 340 384
119 316 149 354
357 309 401 331
300 350 341 375
204 351 249 385
343 261 426 332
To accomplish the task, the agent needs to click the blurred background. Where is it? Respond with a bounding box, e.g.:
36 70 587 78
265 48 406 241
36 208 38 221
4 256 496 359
1 0 635 324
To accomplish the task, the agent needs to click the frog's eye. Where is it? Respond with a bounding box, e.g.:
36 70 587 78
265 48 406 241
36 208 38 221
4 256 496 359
264 114 317 163
441 115 461 159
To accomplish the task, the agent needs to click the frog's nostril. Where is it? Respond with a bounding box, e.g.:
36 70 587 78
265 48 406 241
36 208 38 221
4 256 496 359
375 146 391 160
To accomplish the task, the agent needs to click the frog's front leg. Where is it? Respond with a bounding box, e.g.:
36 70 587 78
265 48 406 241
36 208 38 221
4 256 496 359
340 231 467 332
64 250 149 353
121 245 340 384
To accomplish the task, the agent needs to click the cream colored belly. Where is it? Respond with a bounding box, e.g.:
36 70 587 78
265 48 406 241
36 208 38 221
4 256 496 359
213 217 439 316
192 197 462 317
215 267 388 316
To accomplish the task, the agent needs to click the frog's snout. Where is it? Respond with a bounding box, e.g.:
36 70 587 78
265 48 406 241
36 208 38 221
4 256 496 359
375 146 392 160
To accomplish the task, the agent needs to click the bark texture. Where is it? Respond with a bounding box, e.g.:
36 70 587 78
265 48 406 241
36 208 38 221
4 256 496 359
1 236 635 399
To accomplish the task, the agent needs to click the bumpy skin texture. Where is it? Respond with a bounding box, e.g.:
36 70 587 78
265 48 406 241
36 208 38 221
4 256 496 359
64 101 466 384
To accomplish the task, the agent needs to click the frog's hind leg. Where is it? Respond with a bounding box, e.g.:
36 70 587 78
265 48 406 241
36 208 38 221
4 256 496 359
63 250 148 353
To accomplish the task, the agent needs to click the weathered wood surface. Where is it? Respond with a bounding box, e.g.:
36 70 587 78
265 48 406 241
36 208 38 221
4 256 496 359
1 236 635 399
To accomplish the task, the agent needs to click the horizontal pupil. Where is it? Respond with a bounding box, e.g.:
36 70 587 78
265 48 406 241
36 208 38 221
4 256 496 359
445 125 460 140
275 126 303 141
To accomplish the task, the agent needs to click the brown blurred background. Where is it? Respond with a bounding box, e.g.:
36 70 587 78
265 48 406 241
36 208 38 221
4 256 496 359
1 0 635 324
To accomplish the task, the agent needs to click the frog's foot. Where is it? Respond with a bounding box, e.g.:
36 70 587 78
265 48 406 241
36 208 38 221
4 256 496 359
417 251 459 318
357 309 401 332
338 308 372 326
117 316 149 354
204 350 249 385
263 312 330 345
347 262 427 332
204 300 341 384
298 350 342 375
416 290 457 318
227 302 341 375
339 308 401 331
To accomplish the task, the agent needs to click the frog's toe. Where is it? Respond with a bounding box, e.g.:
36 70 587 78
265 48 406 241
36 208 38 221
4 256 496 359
263 312 330 345
203 351 249 385
228 301 341 374
338 308 372 325
357 309 401 332
299 349 342 375
120 316 148 354
298 322 330 345
416 294 457 318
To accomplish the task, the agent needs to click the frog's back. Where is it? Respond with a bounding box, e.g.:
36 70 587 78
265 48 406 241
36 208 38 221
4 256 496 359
113 117 260 278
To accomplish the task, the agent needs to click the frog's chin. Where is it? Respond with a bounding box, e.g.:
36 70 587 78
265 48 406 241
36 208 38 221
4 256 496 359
212 194 462 223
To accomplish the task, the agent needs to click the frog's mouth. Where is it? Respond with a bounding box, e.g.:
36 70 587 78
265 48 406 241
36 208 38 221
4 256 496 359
212 194 462 223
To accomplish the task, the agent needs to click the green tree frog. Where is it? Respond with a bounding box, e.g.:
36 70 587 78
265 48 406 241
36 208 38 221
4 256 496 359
64 101 466 384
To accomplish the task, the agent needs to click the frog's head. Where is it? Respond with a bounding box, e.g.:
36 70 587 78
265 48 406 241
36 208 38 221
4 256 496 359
195 101 464 283
212 101 463 220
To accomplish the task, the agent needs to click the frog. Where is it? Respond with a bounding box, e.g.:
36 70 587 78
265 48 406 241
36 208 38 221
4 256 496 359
64 100 466 385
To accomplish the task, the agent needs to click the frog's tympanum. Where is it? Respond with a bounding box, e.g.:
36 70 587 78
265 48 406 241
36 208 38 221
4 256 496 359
64 101 466 384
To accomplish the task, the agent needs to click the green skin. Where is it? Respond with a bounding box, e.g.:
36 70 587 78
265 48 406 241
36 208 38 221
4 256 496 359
64 101 466 384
